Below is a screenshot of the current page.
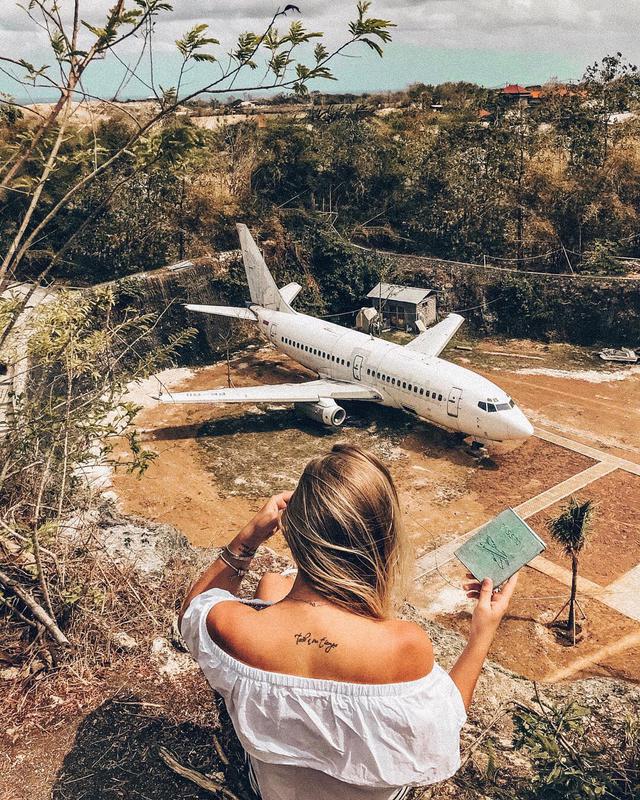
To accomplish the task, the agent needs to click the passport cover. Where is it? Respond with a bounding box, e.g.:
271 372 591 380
454 508 546 586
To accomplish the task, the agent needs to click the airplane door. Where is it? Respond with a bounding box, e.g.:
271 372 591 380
269 322 278 343
353 354 363 381
447 387 462 417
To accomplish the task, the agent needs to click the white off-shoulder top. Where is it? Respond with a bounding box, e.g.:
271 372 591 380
180 588 467 800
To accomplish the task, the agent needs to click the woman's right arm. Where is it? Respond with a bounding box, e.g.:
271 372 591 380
449 573 518 710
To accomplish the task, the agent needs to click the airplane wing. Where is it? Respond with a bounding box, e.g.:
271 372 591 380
404 313 464 357
159 380 382 405
185 304 257 320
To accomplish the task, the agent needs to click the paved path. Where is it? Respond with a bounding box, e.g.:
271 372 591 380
535 427 640 476
513 460 617 517
600 564 640 622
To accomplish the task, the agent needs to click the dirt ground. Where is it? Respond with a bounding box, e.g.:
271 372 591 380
111 337 640 686
113 346 595 552
5 336 640 799
447 336 640 465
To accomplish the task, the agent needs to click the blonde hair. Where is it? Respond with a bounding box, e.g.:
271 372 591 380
282 444 411 619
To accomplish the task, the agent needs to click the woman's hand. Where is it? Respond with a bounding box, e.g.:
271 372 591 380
464 572 518 645
239 491 294 547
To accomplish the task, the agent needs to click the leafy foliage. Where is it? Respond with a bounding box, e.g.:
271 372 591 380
509 695 640 799
547 498 594 558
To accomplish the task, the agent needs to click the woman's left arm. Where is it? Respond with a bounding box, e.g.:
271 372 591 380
178 491 292 628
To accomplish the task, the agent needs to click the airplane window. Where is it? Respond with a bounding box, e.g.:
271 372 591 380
341 359 345 365
347 361 351 367
487 403 497 412
386 375 390 383
391 378 396 385
402 382 406 389
478 401 487 411
438 394 442 401
419 388 424 395
413 386 418 393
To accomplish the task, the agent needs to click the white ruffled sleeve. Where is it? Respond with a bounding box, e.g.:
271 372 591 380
179 588 240 694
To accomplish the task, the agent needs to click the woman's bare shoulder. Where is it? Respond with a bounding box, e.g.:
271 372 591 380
205 600 259 651
386 619 434 679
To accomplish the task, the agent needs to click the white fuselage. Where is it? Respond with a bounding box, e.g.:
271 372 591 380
256 307 533 442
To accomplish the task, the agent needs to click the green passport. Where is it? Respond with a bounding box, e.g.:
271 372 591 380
454 508 546 586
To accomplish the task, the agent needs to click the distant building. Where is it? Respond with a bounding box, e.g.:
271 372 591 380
355 306 380 333
501 84 531 102
527 88 543 105
366 283 437 331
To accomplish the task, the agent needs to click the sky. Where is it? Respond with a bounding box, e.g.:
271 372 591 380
1 1 639 102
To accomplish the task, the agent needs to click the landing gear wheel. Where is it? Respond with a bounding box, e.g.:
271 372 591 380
470 440 489 458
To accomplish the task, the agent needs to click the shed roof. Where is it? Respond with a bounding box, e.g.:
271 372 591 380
366 282 435 305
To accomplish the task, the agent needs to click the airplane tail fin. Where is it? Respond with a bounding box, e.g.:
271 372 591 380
236 223 295 313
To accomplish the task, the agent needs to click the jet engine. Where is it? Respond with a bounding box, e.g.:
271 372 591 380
294 399 346 428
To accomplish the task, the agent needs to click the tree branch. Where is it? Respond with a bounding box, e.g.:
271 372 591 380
0 567 70 647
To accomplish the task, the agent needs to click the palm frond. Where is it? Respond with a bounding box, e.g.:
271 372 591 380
547 497 595 556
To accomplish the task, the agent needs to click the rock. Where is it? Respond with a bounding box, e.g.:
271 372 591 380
150 637 197 679
0 667 19 681
91 505 190 581
111 631 139 652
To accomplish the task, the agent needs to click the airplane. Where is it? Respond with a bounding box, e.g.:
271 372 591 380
160 224 534 445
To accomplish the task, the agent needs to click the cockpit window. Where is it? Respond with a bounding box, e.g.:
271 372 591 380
495 403 511 411
509 399 515 408
478 401 486 411
487 403 497 412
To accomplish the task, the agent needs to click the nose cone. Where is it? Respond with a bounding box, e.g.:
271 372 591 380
508 408 534 439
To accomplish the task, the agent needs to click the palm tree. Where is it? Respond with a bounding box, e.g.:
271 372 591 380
547 497 595 644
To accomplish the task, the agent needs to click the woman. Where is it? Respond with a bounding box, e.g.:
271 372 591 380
179 444 517 799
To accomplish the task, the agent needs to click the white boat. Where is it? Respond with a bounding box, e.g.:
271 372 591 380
598 348 638 363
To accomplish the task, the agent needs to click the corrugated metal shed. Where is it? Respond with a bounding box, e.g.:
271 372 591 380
366 282 434 305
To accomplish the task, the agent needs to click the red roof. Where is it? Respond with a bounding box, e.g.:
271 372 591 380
502 84 530 95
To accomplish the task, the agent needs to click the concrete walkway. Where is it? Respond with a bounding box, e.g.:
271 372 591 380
513 460 617 517
535 427 640 476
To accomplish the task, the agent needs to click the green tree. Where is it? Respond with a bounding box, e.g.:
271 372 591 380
547 497 595 644
0 0 394 291
582 239 628 275
0 286 193 650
